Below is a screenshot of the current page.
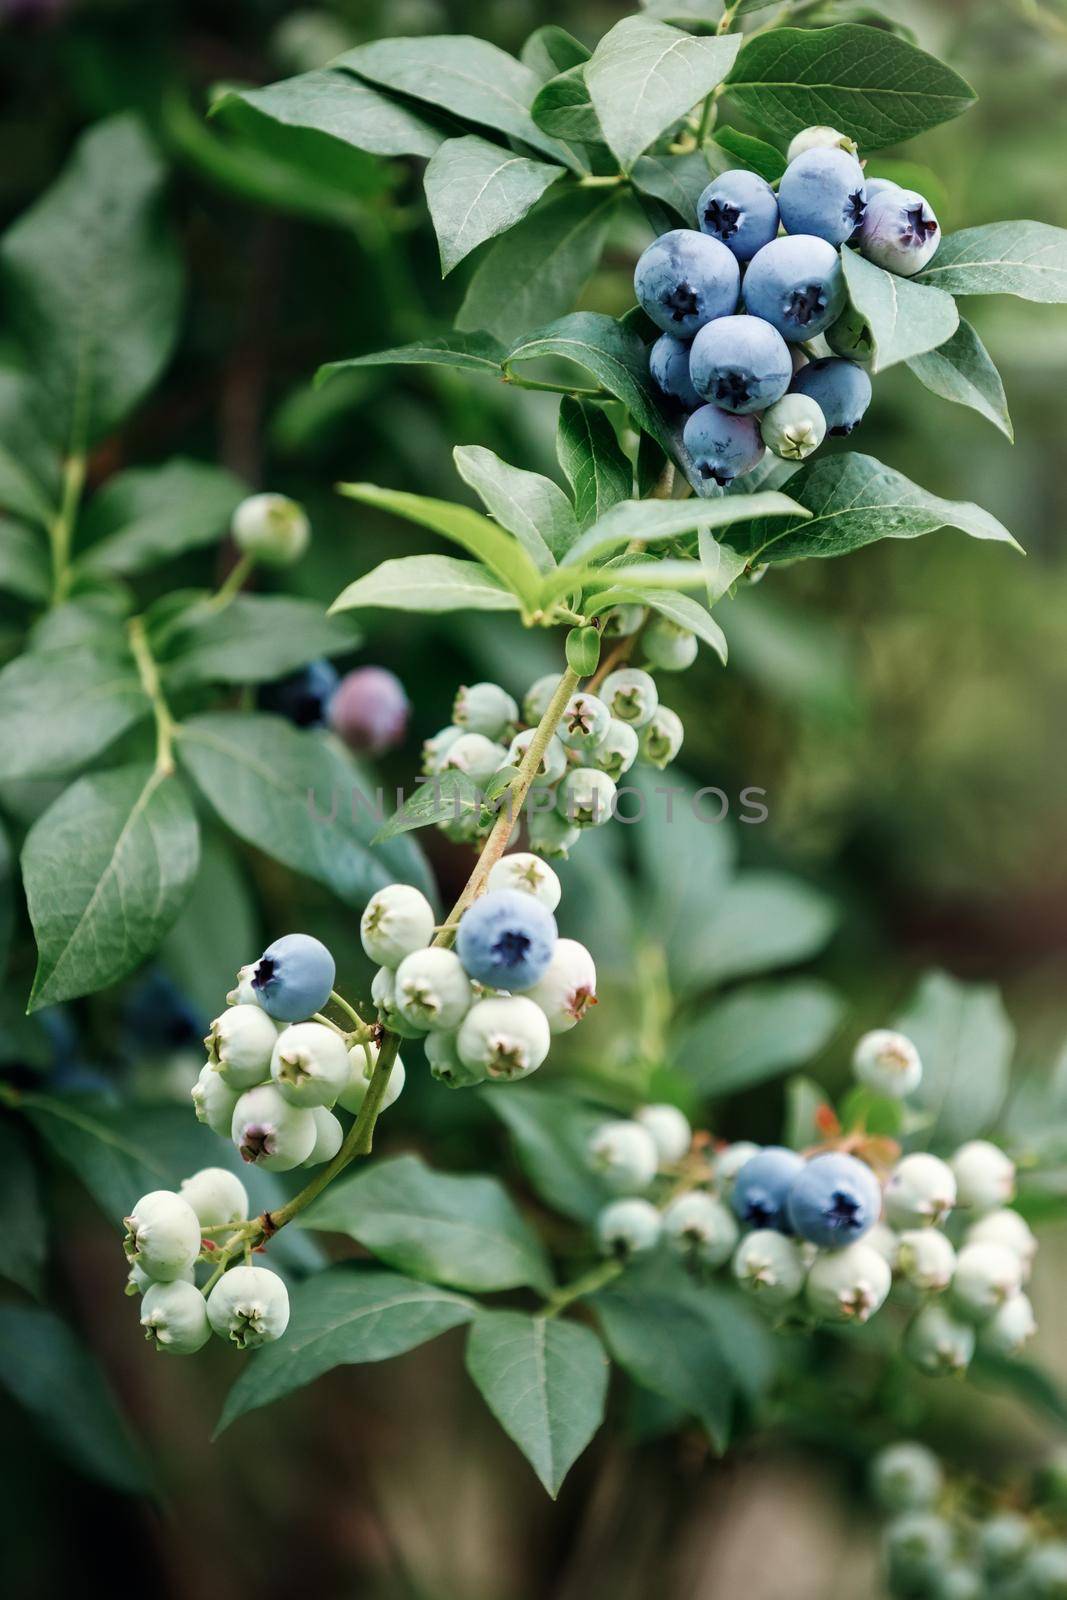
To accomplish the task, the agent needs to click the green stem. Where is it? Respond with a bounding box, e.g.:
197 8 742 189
206 551 256 612
127 616 177 776
330 989 370 1033
578 173 627 188
717 0 742 34
49 453 86 605
543 1258 624 1317
502 373 608 399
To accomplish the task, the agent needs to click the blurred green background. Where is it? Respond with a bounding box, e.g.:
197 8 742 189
3 1 1067 1595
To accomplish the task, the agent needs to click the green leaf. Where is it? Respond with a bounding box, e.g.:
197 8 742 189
673 872 838 994
425 135 564 276
917 221 1067 302
531 66 604 144
339 35 577 169
0 115 182 452
217 1266 475 1434
454 445 576 567
0 369 60 527
480 1084 610 1223
585 17 740 173
317 330 507 385
456 189 616 346
159 830 257 1023
698 526 749 603
556 398 631 529
592 1272 733 1449
907 318 1013 441
710 127 785 183
29 590 131 652
465 1310 608 1496
840 246 958 372
331 553 522 615
76 458 245 577
587 582 727 663
176 712 432 907
725 26 976 151
561 490 808 567
522 25 591 81
894 970 1014 1146
336 482 544 609
0 1305 147 1492
0 813 12 981
784 1074 829 1150
0 643 148 781
672 978 845 1095
23 763 200 1010
725 452 1020 563
372 770 483 843
630 150 713 223
0 1120 47 1296
156 595 359 689
216 67 444 161
302 1153 553 1295
0 518 51 603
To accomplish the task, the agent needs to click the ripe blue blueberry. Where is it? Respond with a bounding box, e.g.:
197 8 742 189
633 228 740 339
683 405 764 487
649 333 703 411
742 235 845 342
787 1151 882 1249
689 314 792 414
259 659 339 728
251 933 336 1022
697 169 779 262
778 147 867 246
791 357 872 435
859 187 941 277
328 666 410 755
730 1145 804 1231
455 888 558 991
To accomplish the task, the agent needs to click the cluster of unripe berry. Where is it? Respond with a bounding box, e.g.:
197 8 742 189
635 124 941 484
587 1029 1037 1369
872 1440 1067 1599
124 1170 289 1355
423 651 684 857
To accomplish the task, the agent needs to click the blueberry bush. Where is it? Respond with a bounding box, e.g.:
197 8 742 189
3 1 1067 1591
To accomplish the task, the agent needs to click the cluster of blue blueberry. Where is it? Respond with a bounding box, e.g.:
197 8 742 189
587 1029 1037 1367
635 124 940 485
872 1440 1067 1599
423 655 684 856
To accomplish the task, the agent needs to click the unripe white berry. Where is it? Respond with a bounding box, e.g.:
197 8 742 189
586 1120 659 1193
896 1229 956 1293
638 706 684 769
524 938 596 1034
732 1229 807 1307
557 767 616 828
964 1208 1037 1278
126 1260 195 1297
179 1167 250 1228
587 718 639 780
227 962 261 1007
642 617 697 672
596 1197 662 1258
714 1141 762 1197
305 1106 344 1165
526 807 580 859
978 1292 1036 1359
949 1140 1016 1214
950 1241 1023 1323
270 1022 350 1108
806 1241 891 1323
336 1039 406 1114
457 995 550 1080
635 1104 692 1166
760 393 826 461
866 1221 901 1269
231 492 309 565
786 124 858 161
884 1153 957 1229
453 681 518 740
394 947 472 1032
422 725 464 776
441 731 508 785
904 1300 975 1374
487 851 562 912
205 1004 279 1091
870 1442 943 1513
505 729 567 788
192 1062 240 1136
601 604 645 639
231 1083 317 1171
371 965 425 1037
123 1190 202 1282
207 1264 290 1349
523 673 563 725
600 667 659 728
557 691 611 753
140 1279 211 1355
663 1191 737 1266
425 1029 487 1088
360 883 436 969
852 1029 923 1099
